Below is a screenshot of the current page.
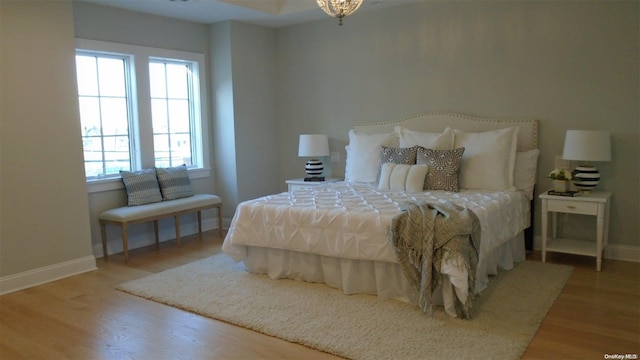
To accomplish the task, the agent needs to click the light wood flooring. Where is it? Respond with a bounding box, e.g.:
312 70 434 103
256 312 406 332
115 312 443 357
1 230 638 359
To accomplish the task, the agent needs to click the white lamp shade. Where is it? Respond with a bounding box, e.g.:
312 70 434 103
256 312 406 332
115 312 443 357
298 134 330 157
562 130 611 162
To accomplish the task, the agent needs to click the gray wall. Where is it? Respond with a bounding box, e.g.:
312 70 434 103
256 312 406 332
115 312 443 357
276 1 639 248
1 1 94 276
211 21 280 219
73 1 209 52
226 22 279 204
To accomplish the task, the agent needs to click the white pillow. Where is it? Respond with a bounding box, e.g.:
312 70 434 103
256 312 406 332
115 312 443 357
453 127 519 191
378 163 429 193
345 130 397 183
395 126 454 150
514 149 540 200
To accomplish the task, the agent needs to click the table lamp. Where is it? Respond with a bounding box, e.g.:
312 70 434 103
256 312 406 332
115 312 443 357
562 130 611 193
298 134 330 181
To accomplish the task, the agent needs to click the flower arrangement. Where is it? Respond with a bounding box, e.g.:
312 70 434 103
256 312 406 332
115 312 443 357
548 168 572 181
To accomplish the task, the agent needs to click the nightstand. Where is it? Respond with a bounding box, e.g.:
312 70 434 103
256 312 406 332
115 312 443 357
540 190 612 271
286 178 341 192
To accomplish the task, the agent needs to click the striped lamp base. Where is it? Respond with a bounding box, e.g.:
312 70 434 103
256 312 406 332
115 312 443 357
305 159 324 177
572 165 600 191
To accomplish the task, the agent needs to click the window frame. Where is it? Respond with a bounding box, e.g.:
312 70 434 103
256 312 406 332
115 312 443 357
75 50 139 178
148 57 203 169
75 39 210 193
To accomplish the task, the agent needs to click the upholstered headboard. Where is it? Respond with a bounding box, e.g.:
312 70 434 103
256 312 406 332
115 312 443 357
353 112 538 151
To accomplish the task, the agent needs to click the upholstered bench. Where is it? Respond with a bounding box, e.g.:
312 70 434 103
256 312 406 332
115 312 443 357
99 194 222 262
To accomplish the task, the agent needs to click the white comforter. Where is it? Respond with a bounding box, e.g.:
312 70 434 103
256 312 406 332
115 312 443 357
223 182 530 265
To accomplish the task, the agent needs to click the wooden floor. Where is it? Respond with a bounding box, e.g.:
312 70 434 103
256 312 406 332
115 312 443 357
1 230 638 359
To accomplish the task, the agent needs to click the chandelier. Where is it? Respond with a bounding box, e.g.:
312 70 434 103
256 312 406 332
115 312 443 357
316 0 364 26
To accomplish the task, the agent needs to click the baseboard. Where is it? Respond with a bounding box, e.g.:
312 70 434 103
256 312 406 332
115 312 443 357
95 217 227 258
0 255 97 295
533 235 640 263
604 244 640 263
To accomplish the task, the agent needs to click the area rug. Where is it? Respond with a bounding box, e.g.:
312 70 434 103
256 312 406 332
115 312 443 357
118 255 572 360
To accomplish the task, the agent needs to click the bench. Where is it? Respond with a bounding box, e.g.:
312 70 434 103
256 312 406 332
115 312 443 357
99 194 223 262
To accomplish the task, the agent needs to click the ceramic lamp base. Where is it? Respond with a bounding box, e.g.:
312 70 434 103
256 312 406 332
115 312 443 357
572 165 600 192
305 159 324 177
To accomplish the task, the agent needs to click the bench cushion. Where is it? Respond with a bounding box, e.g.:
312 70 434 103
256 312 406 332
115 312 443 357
99 194 221 222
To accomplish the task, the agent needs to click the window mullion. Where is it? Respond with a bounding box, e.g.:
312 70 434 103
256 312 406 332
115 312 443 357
93 55 108 176
164 63 173 167
187 64 198 167
134 55 155 169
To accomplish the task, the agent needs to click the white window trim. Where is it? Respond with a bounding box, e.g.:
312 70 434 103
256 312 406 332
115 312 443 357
87 167 211 193
76 39 211 193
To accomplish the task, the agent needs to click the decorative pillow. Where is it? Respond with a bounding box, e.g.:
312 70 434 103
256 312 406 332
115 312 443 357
120 169 163 206
378 163 429 193
344 130 397 183
416 147 465 192
156 164 194 200
395 126 454 150
514 149 540 200
376 146 418 182
453 127 519 191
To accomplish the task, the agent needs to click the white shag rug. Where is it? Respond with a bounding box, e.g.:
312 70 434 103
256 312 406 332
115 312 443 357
118 255 572 360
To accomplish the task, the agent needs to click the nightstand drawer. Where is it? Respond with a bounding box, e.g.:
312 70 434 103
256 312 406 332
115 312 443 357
547 199 598 215
286 178 342 192
289 184 314 192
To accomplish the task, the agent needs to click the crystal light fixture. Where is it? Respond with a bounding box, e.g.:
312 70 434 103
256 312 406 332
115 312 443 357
316 0 364 25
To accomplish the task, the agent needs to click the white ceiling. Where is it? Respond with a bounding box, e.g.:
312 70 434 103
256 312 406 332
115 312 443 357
79 0 421 28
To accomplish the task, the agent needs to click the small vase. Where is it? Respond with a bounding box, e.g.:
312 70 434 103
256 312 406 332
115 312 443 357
554 180 570 193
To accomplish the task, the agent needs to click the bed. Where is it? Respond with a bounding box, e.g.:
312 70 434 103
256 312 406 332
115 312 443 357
222 112 539 318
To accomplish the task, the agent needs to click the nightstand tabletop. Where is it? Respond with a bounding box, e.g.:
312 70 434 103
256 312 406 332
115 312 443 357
285 178 342 185
539 190 612 202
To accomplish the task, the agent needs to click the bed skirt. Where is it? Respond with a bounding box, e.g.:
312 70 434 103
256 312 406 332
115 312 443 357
242 232 525 317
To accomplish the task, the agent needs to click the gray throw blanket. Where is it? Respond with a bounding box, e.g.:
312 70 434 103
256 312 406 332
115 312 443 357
389 200 481 319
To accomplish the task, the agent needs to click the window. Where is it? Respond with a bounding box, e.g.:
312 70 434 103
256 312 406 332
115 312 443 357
76 53 135 177
149 59 197 168
74 40 209 192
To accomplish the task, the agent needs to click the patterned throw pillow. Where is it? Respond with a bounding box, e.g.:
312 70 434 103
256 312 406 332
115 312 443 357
416 147 465 192
156 165 194 200
376 146 418 182
120 169 163 206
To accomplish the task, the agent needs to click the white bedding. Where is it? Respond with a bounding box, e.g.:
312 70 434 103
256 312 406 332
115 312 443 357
223 182 529 264
222 182 530 316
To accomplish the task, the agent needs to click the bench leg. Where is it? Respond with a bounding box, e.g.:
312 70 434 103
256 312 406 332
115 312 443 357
100 222 108 260
218 205 223 238
154 220 160 249
174 215 180 247
121 224 130 263
197 210 203 239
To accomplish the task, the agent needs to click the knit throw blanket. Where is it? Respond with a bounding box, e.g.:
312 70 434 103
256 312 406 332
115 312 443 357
389 201 481 319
